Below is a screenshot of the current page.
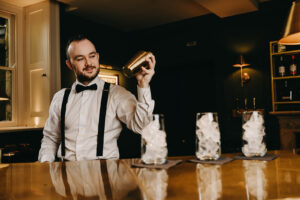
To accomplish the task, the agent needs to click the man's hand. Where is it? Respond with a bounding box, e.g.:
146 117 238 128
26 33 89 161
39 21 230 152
135 53 156 88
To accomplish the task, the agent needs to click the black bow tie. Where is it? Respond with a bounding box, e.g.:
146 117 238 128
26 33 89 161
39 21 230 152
76 84 97 93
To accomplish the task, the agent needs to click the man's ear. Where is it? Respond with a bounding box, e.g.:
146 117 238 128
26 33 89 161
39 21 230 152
66 60 73 71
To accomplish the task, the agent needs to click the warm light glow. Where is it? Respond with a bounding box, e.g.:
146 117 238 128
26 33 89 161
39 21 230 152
242 72 250 83
98 74 119 85
30 69 46 114
233 55 250 87
34 117 40 127
233 43 254 54
0 97 9 101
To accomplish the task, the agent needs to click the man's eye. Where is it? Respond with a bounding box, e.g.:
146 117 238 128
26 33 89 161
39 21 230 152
90 54 96 58
76 58 84 61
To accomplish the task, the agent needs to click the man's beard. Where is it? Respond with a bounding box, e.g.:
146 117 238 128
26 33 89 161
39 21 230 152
75 65 100 83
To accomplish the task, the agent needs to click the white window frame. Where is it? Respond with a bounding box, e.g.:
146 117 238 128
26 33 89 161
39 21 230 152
0 10 16 127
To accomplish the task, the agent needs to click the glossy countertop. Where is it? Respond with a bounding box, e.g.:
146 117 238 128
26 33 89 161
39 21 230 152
0 150 300 200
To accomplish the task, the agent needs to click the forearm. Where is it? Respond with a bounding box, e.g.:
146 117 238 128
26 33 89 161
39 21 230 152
118 86 155 134
38 121 61 162
38 90 64 162
38 135 59 162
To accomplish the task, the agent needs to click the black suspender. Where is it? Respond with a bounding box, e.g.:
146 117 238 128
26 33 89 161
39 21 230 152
61 88 71 159
100 160 113 199
61 162 71 197
60 82 110 160
97 82 110 156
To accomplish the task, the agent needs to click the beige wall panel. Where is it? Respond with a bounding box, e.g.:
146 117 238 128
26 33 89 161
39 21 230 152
28 9 45 65
29 69 49 117
25 1 50 126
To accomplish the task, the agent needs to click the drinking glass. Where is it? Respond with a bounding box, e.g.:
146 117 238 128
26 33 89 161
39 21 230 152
242 111 267 157
195 112 221 160
141 114 168 165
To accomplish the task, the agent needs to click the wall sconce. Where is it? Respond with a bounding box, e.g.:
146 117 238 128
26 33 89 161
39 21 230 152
233 55 250 87
279 1 300 45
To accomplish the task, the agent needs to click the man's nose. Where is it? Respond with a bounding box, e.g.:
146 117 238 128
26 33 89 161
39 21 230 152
85 57 92 66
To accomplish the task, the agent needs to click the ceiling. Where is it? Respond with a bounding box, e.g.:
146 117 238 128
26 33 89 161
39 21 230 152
1 0 271 31
56 0 271 31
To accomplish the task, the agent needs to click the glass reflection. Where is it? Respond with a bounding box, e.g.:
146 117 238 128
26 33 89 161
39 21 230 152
196 164 222 200
243 160 268 200
136 168 168 200
0 17 9 67
49 160 139 200
0 70 12 121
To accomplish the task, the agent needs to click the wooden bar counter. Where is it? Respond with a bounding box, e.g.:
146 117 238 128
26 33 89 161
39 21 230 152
0 150 300 199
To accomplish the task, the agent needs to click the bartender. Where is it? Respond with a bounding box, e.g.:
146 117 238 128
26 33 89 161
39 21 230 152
38 34 156 162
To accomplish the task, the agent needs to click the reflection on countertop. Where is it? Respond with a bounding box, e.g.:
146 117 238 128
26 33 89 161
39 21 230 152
49 160 140 200
135 168 168 200
1 151 300 199
196 164 222 200
243 160 268 200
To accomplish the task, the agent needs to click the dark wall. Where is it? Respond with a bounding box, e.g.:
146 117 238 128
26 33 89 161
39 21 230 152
59 0 291 157
0 130 43 163
125 0 290 154
59 4 134 88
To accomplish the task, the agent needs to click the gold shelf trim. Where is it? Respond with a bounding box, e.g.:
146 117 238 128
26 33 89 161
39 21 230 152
272 50 300 55
273 76 300 80
270 111 300 115
274 101 300 104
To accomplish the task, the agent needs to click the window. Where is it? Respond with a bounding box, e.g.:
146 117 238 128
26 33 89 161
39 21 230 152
0 12 15 123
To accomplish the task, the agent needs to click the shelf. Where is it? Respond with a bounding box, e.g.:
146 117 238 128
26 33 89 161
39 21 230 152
274 101 300 104
272 50 300 55
232 109 264 118
270 111 300 115
273 76 300 80
270 41 300 113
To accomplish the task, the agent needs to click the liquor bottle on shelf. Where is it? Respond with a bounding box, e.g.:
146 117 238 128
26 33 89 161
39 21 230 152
235 97 240 110
280 80 293 101
289 55 297 76
278 56 285 77
277 43 286 52
244 98 248 110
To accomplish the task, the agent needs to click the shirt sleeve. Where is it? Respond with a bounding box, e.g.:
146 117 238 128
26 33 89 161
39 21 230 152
116 86 155 134
38 90 64 162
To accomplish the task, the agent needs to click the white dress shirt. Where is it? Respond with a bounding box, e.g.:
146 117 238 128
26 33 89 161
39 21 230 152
38 77 154 162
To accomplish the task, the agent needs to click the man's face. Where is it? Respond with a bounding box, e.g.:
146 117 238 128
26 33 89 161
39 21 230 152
66 39 100 84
